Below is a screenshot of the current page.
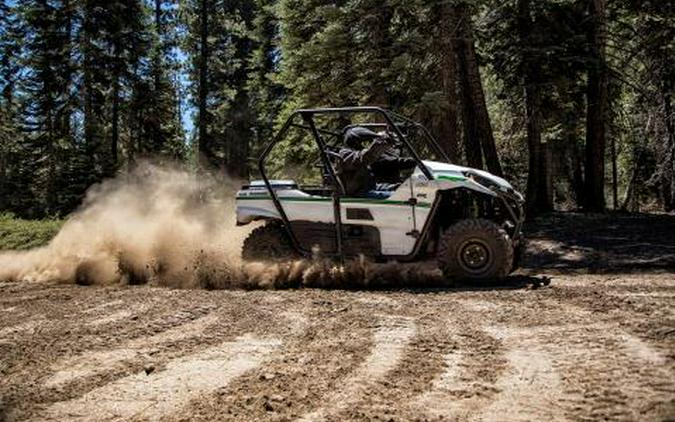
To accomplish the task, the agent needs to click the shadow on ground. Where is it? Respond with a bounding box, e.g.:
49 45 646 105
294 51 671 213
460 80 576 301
522 212 675 272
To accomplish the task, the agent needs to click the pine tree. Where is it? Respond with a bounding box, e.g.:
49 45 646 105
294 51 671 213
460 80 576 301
247 0 284 168
141 0 184 159
15 0 78 216
583 0 608 212
430 0 460 162
183 0 257 176
79 0 149 175
0 0 23 211
455 2 502 176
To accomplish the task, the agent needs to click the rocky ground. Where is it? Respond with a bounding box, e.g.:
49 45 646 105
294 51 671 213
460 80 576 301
0 213 674 421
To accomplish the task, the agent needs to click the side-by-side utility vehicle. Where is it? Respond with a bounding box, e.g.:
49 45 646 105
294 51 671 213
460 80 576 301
235 107 524 282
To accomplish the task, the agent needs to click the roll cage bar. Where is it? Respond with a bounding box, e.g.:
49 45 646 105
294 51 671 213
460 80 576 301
257 106 450 260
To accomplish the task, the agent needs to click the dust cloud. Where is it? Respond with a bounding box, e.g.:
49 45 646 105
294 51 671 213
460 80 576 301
0 163 443 290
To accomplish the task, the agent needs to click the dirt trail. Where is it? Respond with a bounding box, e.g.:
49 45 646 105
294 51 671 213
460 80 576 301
477 326 566 421
0 273 673 421
45 313 220 387
41 335 281 421
298 315 417 421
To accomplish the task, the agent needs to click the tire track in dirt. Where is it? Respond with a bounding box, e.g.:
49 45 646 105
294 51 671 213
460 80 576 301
0 316 45 339
475 326 566 422
409 329 506 420
379 297 512 422
84 309 133 327
45 313 220 387
0 287 281 421
542 314 675 420
169 297 372 421
548 324 674 420
337 317 461 421
467 294 675 421
39 335 282 421
297 315 417 422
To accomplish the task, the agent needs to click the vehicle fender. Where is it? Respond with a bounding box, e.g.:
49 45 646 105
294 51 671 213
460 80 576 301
236 204 281 225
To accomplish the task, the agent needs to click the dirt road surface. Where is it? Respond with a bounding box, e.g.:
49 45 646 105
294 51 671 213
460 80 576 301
1 214 674 421
0 272 673 421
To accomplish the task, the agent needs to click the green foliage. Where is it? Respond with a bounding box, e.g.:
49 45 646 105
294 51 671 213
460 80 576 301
181 0 259 176
1 0 188 218
0 213 63 250
1 0 673 220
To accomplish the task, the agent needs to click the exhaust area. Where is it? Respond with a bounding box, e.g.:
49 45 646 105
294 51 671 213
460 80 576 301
0 163 444 289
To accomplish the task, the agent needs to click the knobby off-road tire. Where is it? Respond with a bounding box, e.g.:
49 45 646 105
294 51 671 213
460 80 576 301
242 221 300 262
437 218 514 282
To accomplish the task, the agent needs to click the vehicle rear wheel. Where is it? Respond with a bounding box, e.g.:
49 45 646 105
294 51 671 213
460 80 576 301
437 219 513 282
242 221 300 262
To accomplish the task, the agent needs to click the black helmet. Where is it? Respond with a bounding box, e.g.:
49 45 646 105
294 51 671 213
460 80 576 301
344 126 380 149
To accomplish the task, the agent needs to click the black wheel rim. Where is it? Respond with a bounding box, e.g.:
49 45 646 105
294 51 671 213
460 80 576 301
458 239 492 274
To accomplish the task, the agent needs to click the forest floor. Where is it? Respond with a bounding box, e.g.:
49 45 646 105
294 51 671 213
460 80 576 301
0 212 674 421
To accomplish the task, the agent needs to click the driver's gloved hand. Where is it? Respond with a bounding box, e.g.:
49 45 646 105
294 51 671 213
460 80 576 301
401 157 417 168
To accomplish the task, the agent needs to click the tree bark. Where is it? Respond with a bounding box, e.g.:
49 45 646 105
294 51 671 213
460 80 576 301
151 0 164 155
518 0 552 217
455 6 482 170
435 2 460 162
661 77 675 211
570 135 585 207
154 0 162 91
82 0 98 172
369 6 392 106
621 146 643 212
197 0 214 169
454 3 502 176
111 56 120 171
583 0 608 212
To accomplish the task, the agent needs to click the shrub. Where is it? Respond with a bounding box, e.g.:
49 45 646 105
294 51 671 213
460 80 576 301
0 213 63 250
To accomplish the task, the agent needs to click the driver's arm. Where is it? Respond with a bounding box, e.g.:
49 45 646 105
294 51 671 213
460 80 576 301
340 138 389 169
372 148 417 172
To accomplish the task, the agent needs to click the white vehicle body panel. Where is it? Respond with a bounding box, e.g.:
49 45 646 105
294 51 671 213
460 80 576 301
236 161 519 256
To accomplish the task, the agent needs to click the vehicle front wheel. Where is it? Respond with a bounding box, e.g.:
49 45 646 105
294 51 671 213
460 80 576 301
437 219 513 283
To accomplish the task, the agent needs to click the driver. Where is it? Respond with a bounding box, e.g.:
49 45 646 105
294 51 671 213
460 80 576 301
336 127 417 198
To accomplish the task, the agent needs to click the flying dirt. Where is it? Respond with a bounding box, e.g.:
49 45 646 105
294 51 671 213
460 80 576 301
0 163 442 290
0 163 249 288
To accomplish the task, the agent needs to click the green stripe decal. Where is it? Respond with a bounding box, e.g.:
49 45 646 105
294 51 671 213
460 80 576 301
237 195 431 208
238 195 329 202
434 173 466 182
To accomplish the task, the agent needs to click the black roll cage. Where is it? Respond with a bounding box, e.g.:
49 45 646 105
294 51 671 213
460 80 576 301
258 106 450 260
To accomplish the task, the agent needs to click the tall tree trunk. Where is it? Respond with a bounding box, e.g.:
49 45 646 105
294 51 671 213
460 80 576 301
662 76 675 211
583 0 608 212
621 146 643 212
153 0 163 152
523 84 553 215
62 0 73 138
197 0 213 169
82 1 97 171
111 63 120 171
435 2 460 162
519 0 552 217
610 126 618 209
370 6 392 106
570 135 585 207
154 0 162 91
455 10 483 170
455 3 503 176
